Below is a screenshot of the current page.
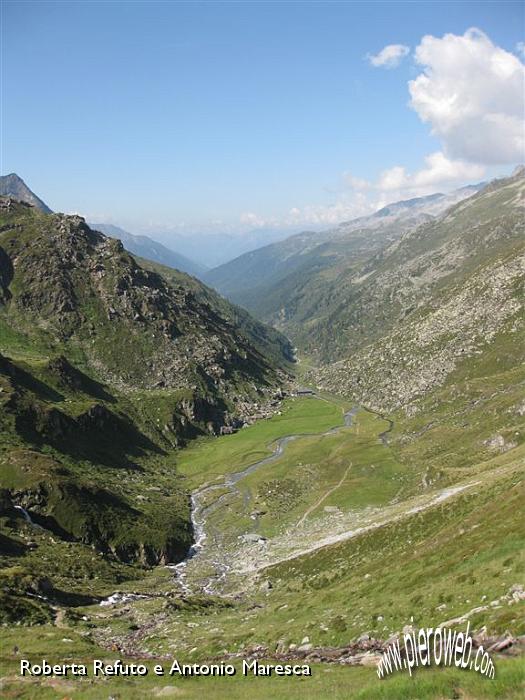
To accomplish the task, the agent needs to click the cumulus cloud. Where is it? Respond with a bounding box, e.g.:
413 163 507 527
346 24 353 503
239 30 524 232
282 150 487 229
409 28 525 165
367 44 410 68
342 172 371 190
516 42 525 57
377 151 485 194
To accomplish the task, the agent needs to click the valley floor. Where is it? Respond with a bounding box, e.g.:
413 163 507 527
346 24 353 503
1 394 524 698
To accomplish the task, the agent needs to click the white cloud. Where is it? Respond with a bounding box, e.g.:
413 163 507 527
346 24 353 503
367 44 410 68
239 211 266 228
239 30 522 230
409 28 525 165
139 31 523 235
516 42 525 57
377 152 485 194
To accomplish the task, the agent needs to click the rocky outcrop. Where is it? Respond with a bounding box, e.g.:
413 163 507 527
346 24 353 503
176 394 228 437
0 199 291 399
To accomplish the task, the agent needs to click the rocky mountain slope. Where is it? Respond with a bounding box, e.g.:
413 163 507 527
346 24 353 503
1 181 522 694
89 222 207 279
0 199 291 392
0 197 292 618
0 174 207 278
0 173 52 213
314 170 524 413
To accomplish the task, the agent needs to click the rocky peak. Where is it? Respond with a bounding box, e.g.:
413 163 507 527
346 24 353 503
0 174 52 213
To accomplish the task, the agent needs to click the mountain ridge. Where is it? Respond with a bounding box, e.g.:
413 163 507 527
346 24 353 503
203 182 485 303
0 198 291 391
313 169 524 410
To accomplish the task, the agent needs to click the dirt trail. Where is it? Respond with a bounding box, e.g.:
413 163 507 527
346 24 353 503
234 479 482 576
297 462 352 526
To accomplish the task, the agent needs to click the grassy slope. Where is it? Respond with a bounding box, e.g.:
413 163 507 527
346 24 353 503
0 349 193 622
387 326 525 489
0 636 522 700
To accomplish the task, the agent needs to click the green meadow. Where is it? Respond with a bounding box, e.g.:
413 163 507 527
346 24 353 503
175 396 347 488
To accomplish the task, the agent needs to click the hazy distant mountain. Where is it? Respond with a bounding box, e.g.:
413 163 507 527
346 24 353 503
0 173 52 213
165 227 301 268
90 223 208 278
204 183 485 303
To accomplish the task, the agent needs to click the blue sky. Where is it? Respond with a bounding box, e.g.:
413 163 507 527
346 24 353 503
2 1 524 237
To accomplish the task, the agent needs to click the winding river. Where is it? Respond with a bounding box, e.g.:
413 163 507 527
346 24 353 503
169 403 358 594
